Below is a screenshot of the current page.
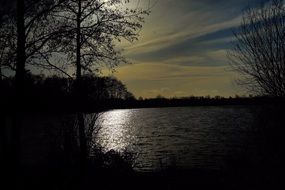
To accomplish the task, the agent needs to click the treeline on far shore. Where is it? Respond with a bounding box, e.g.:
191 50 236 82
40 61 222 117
1 74 284 113
123 96 285 110
0 74 134 113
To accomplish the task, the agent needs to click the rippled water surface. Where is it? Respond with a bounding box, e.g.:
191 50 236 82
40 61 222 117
93 106 258 171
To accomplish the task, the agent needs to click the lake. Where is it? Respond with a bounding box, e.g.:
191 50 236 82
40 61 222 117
93 106 262 172
4 104 285 189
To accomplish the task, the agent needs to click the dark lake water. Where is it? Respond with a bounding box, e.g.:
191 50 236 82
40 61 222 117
93 106 261 171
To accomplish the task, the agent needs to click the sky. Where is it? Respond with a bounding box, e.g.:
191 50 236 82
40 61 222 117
1 0 270 98
103 0 270 98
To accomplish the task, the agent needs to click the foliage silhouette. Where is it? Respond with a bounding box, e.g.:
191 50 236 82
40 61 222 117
229 0 285 97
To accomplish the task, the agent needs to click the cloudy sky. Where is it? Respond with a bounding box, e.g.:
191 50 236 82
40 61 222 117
103 0 270 98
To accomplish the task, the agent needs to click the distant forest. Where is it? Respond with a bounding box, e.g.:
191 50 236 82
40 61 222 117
0 74 281 113
0 74 135 112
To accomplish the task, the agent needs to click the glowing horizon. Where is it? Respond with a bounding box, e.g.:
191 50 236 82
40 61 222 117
103 0 270 98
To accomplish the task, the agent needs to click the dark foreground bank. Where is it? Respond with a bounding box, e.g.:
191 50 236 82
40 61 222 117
5 156 285 190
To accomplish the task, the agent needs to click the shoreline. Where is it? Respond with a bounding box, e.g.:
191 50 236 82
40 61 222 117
1 96 284 114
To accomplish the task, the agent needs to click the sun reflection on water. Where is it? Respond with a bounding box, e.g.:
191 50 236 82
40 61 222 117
92 107 257 171
95 109 135 153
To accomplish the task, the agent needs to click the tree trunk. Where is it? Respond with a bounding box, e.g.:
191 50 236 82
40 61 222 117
16 0 26 95
8 0 26 178
76 0 87 167
77 113 87 164
76 0 82 85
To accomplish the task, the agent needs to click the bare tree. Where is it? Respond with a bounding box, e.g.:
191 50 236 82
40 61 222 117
0 0 70 87
0 0 69 173
52 0 149 162
229 0 285 97
0 24 15 81
0 0 16 81
56 0 149 75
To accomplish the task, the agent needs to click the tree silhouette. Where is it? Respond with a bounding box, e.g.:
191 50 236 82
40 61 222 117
229 0 285 97
0 0 71 90
0 0 149 174
0 0 67 174
55 0 149 75
0 0 16 82
50 0 149 163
